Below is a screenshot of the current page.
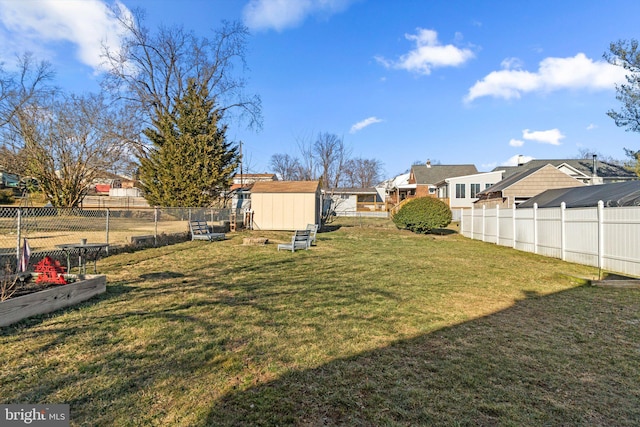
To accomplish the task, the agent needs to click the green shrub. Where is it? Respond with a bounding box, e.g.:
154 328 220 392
0 190 15 205
392 197 452 234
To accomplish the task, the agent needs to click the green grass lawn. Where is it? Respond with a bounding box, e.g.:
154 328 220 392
2 218 640 426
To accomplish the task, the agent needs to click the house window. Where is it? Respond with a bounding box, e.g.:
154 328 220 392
357 194 375 203
470 183 481 198
485 183 493 189
455 183 466 199
429 186 436 194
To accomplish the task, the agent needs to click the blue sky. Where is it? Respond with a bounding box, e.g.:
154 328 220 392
0 0 639 179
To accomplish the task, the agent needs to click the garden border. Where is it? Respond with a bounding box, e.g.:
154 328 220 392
0 275 106 327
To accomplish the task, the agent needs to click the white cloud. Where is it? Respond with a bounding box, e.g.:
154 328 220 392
500 57 524 70
509 138 524 147
242 0 356 32
350 116 383 134
504 154 534 166
375 28 475 75
0 0 130 70
586 123 597 130
522 128 565 145
465 53 627 103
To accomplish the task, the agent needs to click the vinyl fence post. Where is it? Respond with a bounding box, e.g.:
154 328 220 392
533 203 538 254
598 200 604 278
496 204 500 245
512 204 517 249
482 205 486 242
560 202 566 261
470 205 474 239
105 208 110 255
16 207 22 271
459 208 464 236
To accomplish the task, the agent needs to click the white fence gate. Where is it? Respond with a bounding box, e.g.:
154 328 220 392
461 202 640 278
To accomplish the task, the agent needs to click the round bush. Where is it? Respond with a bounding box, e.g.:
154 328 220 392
392 197 452 234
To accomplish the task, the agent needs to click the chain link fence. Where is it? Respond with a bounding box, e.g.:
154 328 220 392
0 207 235 274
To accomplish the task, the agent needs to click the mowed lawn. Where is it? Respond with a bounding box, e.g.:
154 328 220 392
2 218 640 426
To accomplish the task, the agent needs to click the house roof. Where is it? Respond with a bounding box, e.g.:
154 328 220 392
436 170 505 186
495 159 635 180
411 164 478 185
479 165 552 196
518 181 640 208
236 173 277 179
251 180 320 193
327 187 378 195
229 183 254 191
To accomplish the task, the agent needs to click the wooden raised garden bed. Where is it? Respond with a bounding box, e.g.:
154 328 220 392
0 275 106 327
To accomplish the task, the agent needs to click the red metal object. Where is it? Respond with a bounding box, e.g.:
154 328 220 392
34 256 67 285
94 184 111 193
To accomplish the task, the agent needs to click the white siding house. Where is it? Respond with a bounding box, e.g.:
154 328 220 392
437 171 504 220
325 188 387 217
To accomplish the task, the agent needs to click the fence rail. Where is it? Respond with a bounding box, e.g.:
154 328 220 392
0 207 236 273
461 202 640 278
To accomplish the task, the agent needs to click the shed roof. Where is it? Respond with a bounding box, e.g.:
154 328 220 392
518 181 640 208
251 180 320 193
411 164 478 185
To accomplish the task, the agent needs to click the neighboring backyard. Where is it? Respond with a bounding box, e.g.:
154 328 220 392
1 218 640 426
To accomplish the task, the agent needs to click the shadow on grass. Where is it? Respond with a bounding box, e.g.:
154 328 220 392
430 228 457 236
205 285 640 426
139 271 186 280
4 248 639 426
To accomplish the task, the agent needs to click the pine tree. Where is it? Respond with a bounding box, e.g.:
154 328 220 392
139 80 239 207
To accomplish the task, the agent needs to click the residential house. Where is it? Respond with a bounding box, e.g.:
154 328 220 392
436 170 504 220
496 157 636 185
229 173 278 210
475 164 585 208
325 187 387 217
409 162 478 198
250 181 321 230
381 172 415 206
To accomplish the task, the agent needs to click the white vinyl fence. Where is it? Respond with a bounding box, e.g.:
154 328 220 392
461 202 640 278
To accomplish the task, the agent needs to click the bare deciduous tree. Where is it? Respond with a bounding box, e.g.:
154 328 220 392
102 10 262 151
343 158 384 188
5 92 136 207
270 153 302 181
0 53 56 129
313 132 349 189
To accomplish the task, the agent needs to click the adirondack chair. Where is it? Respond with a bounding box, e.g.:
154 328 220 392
306 223 318 246
277 229 312 252
189 220 225 241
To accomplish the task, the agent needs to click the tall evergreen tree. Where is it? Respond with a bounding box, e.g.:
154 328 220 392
139 80 239 207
